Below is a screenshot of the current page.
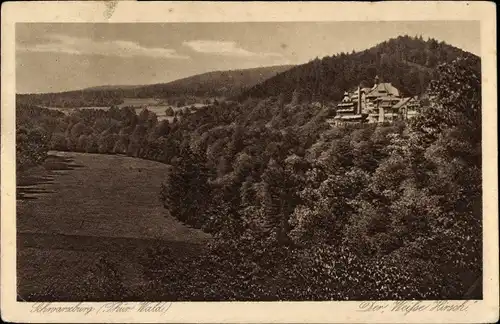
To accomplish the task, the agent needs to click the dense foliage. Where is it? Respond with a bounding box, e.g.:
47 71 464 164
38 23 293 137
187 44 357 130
239 36 477 103
17 54 481 300
16 105 62 170
153 56 482 300
17 90 125 108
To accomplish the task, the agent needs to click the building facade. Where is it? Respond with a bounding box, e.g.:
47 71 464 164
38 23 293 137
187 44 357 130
332 76 420 125
331 90 368 125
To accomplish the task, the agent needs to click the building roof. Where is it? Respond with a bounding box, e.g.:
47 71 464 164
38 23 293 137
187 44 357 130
341 92 352 102
375 95 402 102
333 114 367 120
366 83 400 98
336 108 356 113
337 101 355 108
392 97 412 109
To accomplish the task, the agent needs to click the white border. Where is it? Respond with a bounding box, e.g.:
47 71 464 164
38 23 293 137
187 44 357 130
1 1 498 323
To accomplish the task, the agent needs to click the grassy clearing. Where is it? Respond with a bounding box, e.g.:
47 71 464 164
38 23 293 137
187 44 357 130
45 97 208 121
17 152 210 301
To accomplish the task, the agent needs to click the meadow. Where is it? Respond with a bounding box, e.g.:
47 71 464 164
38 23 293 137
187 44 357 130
17 151 210 301
43 98 208 122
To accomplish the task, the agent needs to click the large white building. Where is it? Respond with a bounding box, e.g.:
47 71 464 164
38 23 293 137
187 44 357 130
331 76 420 125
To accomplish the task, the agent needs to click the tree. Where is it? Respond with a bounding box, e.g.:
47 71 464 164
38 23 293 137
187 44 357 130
50 132 68 151
165 107 175 116
290 88 302 106
113 135 129 154
138 108 151 123
70 122 86 139
98 133 117 153
17 126 50 170
152 120 171 139
77 134 89 152
253 158 301 246
410 56 481 144
85 134 99 153
160 145 212 229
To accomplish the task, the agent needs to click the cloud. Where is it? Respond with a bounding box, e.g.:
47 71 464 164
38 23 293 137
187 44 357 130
183 40 283 58
17 34 189 59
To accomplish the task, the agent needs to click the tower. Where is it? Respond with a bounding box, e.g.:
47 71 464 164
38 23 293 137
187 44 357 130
357 86 362 114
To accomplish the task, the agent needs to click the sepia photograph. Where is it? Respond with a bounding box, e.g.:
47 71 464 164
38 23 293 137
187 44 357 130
1 1 498 323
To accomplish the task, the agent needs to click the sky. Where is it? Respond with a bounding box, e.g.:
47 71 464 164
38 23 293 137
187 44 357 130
16 21 480 94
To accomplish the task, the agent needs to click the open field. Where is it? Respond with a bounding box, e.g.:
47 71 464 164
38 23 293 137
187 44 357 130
43 98 209 121
17 152 210 301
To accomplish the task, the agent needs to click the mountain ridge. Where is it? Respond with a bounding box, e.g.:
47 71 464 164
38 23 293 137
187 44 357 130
16 65 294 108
81 64 296 93
237 35 480 103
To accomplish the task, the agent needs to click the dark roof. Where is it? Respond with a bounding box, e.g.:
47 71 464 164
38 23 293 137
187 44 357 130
337 101 355 107
392 97 412 109
337 109 356 113
366 83 400 98
375 95 402 102
341 92 352 102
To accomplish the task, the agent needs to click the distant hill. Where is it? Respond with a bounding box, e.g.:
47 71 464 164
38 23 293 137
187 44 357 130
124 65 295 99
17 65 294 108
83 85 142 91
237 35 480 103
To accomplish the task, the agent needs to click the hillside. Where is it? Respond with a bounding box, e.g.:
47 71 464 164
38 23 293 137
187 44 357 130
83 85 142 91
16 65 294 108
124 65 294 99
238 35 480 102
16 54 482 300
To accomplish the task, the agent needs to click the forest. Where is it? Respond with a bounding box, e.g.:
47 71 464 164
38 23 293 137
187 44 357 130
239 35 476 103
16 54 482 300
16 89 125 109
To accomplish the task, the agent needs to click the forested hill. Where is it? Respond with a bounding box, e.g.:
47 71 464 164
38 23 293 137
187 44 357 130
238 35 480 102
124 64 294 99
16 65 293 108
17 55 482 299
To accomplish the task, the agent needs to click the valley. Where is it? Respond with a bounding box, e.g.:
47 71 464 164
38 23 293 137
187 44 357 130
14 35 483 300
17 152 210 301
